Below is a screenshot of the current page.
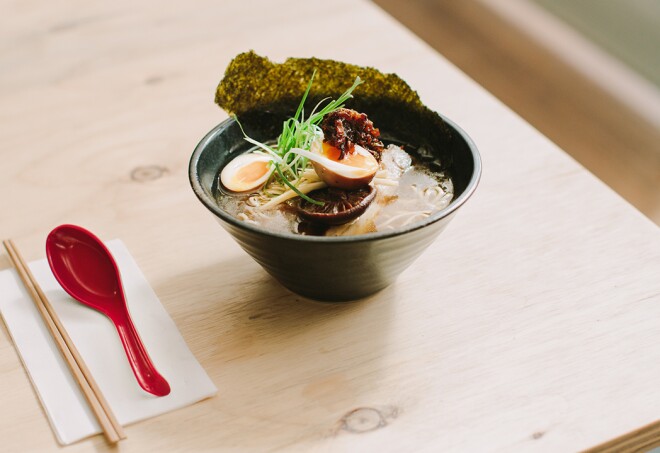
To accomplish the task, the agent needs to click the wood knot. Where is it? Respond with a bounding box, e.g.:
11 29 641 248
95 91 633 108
339 406 398 434
130 165 168 182
145 76 163 85
532 431 545 440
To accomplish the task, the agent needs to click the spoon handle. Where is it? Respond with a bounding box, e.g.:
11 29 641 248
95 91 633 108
111 311 171 397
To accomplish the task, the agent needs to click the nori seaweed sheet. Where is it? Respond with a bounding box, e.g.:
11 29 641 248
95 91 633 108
215 51 453 170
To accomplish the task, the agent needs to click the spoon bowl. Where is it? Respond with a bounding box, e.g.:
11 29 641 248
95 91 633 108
46 224 171 397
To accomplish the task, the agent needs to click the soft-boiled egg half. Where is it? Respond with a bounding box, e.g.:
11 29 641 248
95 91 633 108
220 152 274 192
292 141 379 190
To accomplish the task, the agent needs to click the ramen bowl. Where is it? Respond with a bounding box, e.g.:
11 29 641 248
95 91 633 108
189 103 481 301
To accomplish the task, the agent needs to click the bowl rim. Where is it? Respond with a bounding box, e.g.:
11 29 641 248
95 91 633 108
189 113 482 243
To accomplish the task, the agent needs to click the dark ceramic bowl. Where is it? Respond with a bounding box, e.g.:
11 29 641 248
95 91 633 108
189 103 481 301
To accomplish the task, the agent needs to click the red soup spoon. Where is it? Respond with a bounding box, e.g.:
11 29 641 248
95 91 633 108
46 224 171 397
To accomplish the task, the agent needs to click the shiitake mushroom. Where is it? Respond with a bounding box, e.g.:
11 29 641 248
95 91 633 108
296 185 376 226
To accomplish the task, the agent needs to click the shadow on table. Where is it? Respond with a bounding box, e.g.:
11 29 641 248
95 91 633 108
153 252 399 448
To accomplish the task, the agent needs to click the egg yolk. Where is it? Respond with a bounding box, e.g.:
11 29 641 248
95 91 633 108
322 142 343 161
322 143 374 171
235 161 269 184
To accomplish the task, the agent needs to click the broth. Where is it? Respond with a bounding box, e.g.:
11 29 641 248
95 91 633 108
215 144 453 236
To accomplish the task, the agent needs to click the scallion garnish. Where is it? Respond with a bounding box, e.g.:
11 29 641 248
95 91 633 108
234 72 363 204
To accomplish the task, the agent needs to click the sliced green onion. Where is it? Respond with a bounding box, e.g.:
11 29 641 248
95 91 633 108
274 163 324 205
232 73 363 206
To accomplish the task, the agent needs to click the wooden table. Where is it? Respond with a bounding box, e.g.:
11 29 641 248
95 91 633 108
1 1 659 451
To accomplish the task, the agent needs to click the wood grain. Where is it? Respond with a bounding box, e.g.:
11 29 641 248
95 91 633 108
0 0 659 452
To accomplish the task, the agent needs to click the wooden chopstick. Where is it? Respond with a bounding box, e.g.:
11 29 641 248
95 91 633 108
2 239 126 444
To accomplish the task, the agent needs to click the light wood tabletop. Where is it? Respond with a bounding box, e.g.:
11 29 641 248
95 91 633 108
1 0 659 452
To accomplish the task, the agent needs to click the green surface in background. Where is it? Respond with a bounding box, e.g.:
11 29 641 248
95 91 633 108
531 0 660 87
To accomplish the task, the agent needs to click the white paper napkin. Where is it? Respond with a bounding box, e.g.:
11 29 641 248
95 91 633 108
0 239 217 445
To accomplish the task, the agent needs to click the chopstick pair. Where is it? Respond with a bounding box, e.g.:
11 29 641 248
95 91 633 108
2 239 126 444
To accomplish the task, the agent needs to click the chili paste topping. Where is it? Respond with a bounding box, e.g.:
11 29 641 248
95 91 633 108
320 108 384 161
